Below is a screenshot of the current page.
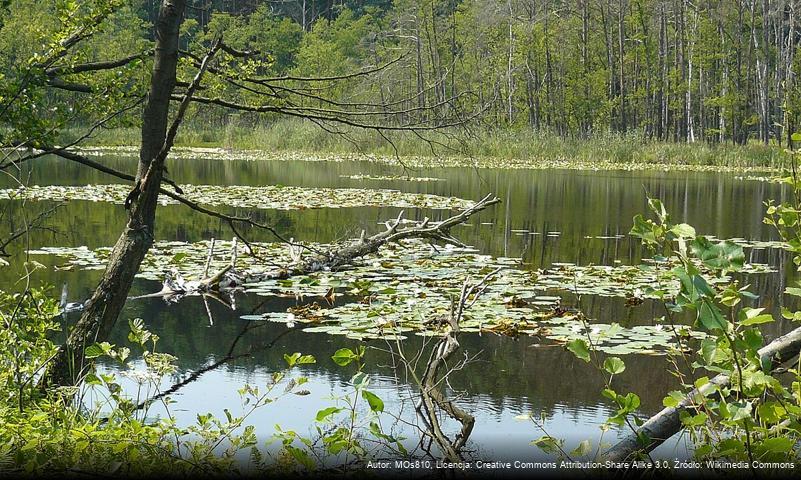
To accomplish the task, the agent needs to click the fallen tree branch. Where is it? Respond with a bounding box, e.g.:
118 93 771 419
260 192 500 281
144 194 499 299
604 325 801 462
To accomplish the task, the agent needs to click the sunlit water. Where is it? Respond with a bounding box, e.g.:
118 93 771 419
0 152 792 467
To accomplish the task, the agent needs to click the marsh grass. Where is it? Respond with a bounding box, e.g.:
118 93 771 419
61 119 787 169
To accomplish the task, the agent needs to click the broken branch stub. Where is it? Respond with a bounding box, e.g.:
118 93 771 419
415 268 502 461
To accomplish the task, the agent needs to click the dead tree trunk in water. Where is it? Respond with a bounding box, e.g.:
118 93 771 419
41 0 187 388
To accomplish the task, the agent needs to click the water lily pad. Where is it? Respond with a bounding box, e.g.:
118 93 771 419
29 237 764 354
340 174 445 182
0 184 473 211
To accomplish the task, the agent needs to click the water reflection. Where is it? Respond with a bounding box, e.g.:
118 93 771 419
0 153 793 462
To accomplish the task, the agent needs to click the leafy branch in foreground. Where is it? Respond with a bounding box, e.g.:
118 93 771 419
266 346 408 474
540 175 801 469
602 192 801 467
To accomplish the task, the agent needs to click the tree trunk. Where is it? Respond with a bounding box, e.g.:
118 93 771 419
42 0 187 388
618 0 627 132
659 1 668 141
581 0 591 135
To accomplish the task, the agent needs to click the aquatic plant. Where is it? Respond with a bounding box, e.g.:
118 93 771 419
30 236 783 355
0 184 473 211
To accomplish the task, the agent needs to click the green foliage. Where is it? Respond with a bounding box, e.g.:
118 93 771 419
547 144 801 463
10 0 799 149
0 287 60 408
267 344 407 472
59 121 784 170
331 346 365 367
623 185 801 463
566 339 591 363
0 284 335 475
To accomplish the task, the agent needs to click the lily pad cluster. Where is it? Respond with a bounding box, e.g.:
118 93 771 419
339 174 445 182
237 244 718 353
536 260 774 300
28 239 725 354
73 146 777 173
30 240 294 280
0 184 474 211
581 233 790 252
705 236 789 251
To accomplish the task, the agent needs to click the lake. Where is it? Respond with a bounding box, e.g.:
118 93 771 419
0 151 793 467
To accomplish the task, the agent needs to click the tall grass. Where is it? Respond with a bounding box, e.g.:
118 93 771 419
60 119 786 169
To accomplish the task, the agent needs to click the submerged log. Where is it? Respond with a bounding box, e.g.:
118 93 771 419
604 325 801 462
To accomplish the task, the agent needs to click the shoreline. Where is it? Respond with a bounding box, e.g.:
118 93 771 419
64 145 784 174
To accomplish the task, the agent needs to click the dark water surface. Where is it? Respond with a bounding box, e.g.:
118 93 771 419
0 153 794 463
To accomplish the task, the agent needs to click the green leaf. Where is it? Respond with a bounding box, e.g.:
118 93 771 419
362 390 384 413
286 445 316 470
757 402 786 425
601 388 617 401
297 354 316 365
662 391 685 408
83 373 102 386
630 215 659 245
669 223 696 239
738 307 774 326
697 301 728 331
690 238 744 272
647 198 669 223
621 393 641 411
331 348 356 366
566 339 591 363
785 287 801 297
691 274 715 298
716 438 745 456
694 376 710 389
680 412 708 427
758 437 794 454
315 407 342 422
350 372 369 389
727 401 753 422
603 357 626 375
531 436 563 455
84 343 105 359
283 352 301 367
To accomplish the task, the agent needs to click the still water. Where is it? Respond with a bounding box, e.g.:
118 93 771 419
0 152 793 464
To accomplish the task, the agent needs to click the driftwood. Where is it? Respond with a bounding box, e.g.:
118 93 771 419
146 193 500 299
605 325 801 462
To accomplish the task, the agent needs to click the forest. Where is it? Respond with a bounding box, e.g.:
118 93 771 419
5 0 801 147
3 0 801 478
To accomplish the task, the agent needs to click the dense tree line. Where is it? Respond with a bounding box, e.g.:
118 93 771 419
4 0 801 145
